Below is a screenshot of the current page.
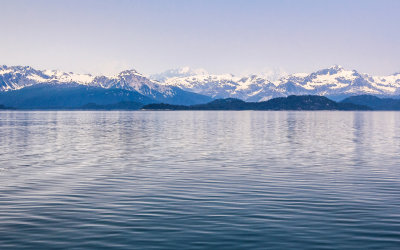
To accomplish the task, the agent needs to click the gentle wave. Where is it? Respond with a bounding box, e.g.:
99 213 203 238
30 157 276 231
0 111 400 249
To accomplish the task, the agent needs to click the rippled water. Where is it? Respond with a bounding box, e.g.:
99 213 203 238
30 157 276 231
0 111 400 249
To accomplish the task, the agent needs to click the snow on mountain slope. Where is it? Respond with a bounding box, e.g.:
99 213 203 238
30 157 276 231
276 65 400 97
371 73 400 93
88 69 175 99
154 67 275 101
43 69 94 84
0 65 94 91
159 65 400 101
0 65 173 96
159 69 289 101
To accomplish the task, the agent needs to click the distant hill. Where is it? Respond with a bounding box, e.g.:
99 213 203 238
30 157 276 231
341 95 400 110
0 84 153 109
143 95 371 111
0 104 14 110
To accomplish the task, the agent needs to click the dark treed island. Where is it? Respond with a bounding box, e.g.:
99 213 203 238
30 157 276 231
142 95 371 111
80 101 144 110
0 104 13 110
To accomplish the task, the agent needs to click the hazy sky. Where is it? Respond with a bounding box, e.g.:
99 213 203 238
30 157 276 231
1 0 399 76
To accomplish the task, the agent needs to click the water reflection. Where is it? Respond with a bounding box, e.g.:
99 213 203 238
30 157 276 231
0 111 400 249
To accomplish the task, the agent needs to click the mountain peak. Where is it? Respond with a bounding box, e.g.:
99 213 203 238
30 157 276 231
177 66 191 74
150 67 208 82
259 68 288 81
172 66 208 76
329 65 344 70
312 65 346 76
118 69 142 77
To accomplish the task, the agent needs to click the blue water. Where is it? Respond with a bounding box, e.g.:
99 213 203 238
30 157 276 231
0 111 400 249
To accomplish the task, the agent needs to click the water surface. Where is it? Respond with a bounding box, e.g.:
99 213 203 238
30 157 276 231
0 111 400 249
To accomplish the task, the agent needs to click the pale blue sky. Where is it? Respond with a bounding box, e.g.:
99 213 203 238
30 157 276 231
1 0 399 75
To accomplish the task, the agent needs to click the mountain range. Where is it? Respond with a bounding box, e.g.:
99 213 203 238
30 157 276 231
153 65 400 101
1 64 400 109
0 65 211 109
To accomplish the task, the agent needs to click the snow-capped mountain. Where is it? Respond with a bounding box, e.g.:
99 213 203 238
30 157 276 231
2 65 400 108
274 65 400 99
158 65 400 101
0 65 212 105
88 69 175 100
0 65 168 96
153 69 274 101
0 65 94 91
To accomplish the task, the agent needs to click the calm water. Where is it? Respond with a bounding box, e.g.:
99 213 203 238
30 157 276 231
0 111 400 249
